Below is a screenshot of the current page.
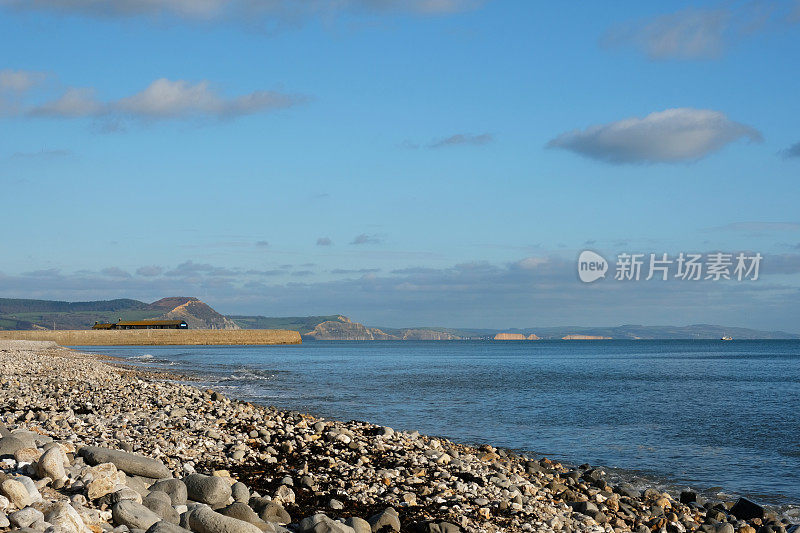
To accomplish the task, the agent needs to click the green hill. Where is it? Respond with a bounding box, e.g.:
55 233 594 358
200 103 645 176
229 315 343 334
0 297 237 330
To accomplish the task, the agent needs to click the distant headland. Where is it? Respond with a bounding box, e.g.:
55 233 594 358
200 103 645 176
0 297 798 340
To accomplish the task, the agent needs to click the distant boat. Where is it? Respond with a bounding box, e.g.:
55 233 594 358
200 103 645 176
721 336 733 341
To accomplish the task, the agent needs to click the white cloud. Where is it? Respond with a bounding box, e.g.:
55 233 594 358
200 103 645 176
20 77 304 122
546 108 762 164
515 257 548 270
29 87 103 117
9 148 71 160
0 69 47 92
2 254 799 330
429 133 493 149
114 78 301 119
604 8 730 60
136 265 163 277
351 233 382 245
781 141 800 158
603 2 800 61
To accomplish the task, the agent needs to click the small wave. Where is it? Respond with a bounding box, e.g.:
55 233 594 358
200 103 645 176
218 367 276 383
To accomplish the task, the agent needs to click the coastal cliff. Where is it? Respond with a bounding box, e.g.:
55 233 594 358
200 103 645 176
303 316 395 340
494 333 540 340
155 297 240 330
302 316 462 340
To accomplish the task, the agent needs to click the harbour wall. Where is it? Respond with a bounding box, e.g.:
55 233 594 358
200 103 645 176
0 329 302 346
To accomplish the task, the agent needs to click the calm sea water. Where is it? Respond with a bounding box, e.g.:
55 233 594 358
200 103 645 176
76 340 800 512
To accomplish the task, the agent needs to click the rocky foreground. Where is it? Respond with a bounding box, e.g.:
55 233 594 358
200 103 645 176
0 341 796 533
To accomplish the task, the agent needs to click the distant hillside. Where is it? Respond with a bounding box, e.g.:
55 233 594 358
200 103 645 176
2 298 797 339
229 315 344 334
232 314 462 340
0 298 146 314
0 297 238 330
450 324 800 340
158 298 239 330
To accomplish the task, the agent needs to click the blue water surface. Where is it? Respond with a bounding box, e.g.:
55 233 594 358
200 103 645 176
74 340 800 510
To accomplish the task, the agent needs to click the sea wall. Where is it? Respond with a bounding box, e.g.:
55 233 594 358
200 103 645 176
0 328 301 345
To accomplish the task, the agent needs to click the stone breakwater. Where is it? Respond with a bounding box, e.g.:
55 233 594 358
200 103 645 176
0 341 796 533
0 329 301 346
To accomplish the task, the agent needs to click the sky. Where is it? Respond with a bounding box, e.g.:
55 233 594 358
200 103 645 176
1 0 800 331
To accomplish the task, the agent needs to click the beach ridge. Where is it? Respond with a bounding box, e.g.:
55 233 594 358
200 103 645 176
0 340 793 533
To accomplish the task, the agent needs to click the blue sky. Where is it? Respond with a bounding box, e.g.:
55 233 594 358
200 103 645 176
1 0 800 330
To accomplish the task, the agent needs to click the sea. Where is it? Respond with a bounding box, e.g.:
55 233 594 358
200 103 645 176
74 340 800 517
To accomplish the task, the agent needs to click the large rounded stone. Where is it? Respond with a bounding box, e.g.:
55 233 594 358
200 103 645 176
9 507 44 528
257 502 291 525
344 517 371 533
112 499 162 531
36 446 68 484
79 446 170 479
367 508 400 533
149 479 188 506
220 502 274 532
143 491 180 524
231 483 250 503
0 437 27 458
146 521 192 533
45 501 91 533
299 514 356 533
183 474 232 506
188 505 264 533
1 479 33 508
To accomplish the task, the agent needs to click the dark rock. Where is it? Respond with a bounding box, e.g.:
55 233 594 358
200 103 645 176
593 512 608 524
0 437 27 458
524 461 547 474
146 521 191 533
643 488 661 500
257 502 291 525
368 508 400 533
582 469 605 482
730 498 765 520
681 491 700 505
569 501 599 516
616 483 642 499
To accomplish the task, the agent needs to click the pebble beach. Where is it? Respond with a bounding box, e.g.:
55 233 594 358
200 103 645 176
0 340 796 533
